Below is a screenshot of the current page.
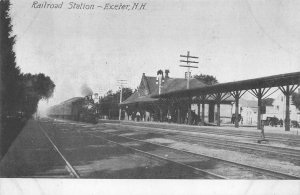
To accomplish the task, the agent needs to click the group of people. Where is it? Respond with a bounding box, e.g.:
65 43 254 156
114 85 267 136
129 110 200 125
231 114 243 124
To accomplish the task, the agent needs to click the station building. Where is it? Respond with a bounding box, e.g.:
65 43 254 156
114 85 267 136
121 70 300 130
120 70 233 124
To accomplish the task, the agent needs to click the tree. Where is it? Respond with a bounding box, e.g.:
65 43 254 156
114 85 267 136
292 92 300 110
23 73 55 99
193 74 218 85
20 73 55 118
262 98 274 107
99 88 133 119
1 0 22 156
0 1 56 156
1 0 21 117
121 87 133 101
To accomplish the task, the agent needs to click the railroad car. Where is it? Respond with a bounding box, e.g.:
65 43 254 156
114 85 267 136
47 96 98 124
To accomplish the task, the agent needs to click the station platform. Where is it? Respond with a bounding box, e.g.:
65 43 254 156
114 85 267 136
101 119 300 137
220 123 300 136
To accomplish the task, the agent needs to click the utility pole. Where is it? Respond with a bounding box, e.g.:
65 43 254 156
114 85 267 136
117 80 127 120
179 51 199 89
179 51 199 125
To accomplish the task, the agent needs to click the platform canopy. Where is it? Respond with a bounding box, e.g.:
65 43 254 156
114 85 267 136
152 71 300 98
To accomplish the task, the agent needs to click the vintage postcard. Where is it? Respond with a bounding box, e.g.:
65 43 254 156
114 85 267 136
1 0 300 194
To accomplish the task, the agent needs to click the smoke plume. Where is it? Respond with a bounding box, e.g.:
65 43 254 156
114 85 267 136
80 83 93 96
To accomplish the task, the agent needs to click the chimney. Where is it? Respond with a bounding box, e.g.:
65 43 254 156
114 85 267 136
157 69 164 77
165 69 170 79
156 70 164 95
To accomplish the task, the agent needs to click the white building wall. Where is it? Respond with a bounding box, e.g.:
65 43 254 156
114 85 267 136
241 107 257 125
271 94 300 122
192 94 300 125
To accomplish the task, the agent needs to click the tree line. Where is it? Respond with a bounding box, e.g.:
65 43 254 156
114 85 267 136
1 1 55 157
97 88 133 119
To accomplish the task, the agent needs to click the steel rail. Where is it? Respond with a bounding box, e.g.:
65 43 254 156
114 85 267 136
109 123 300 158
94 125 300 179
48 120 300 157
119 121 300 141
176 128 300 145
84 132 226 179
117 122 300 146
106 123 300 154
47 120 225 179
40 119 300 179
38 122 80 178
170 135 300 159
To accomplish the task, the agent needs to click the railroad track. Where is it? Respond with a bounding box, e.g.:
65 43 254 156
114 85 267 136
86 132 226 179
38 121 80 179
171 135 300 159
103 123 300 161
83 127 300 179
42 119 300 179
47 118 300 144
41 119 224 179
117 122 300 146
40 119 224 179
46 120 300 160
120 122 300 146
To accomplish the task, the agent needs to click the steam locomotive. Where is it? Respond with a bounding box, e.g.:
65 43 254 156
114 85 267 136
47 96 98 124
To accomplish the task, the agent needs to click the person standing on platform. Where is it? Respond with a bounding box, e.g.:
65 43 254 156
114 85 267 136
167 112 171 123
136 111 141 122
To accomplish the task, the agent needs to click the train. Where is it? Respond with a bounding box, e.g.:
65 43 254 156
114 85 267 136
47 96 98 124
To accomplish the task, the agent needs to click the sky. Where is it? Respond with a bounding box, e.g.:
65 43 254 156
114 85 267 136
9 0 300 115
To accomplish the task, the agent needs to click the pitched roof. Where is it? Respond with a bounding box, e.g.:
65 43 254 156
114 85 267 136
144 76 157 94
121 73 206 105
120 91 158 105
160 78 206 94
60 97 84 105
